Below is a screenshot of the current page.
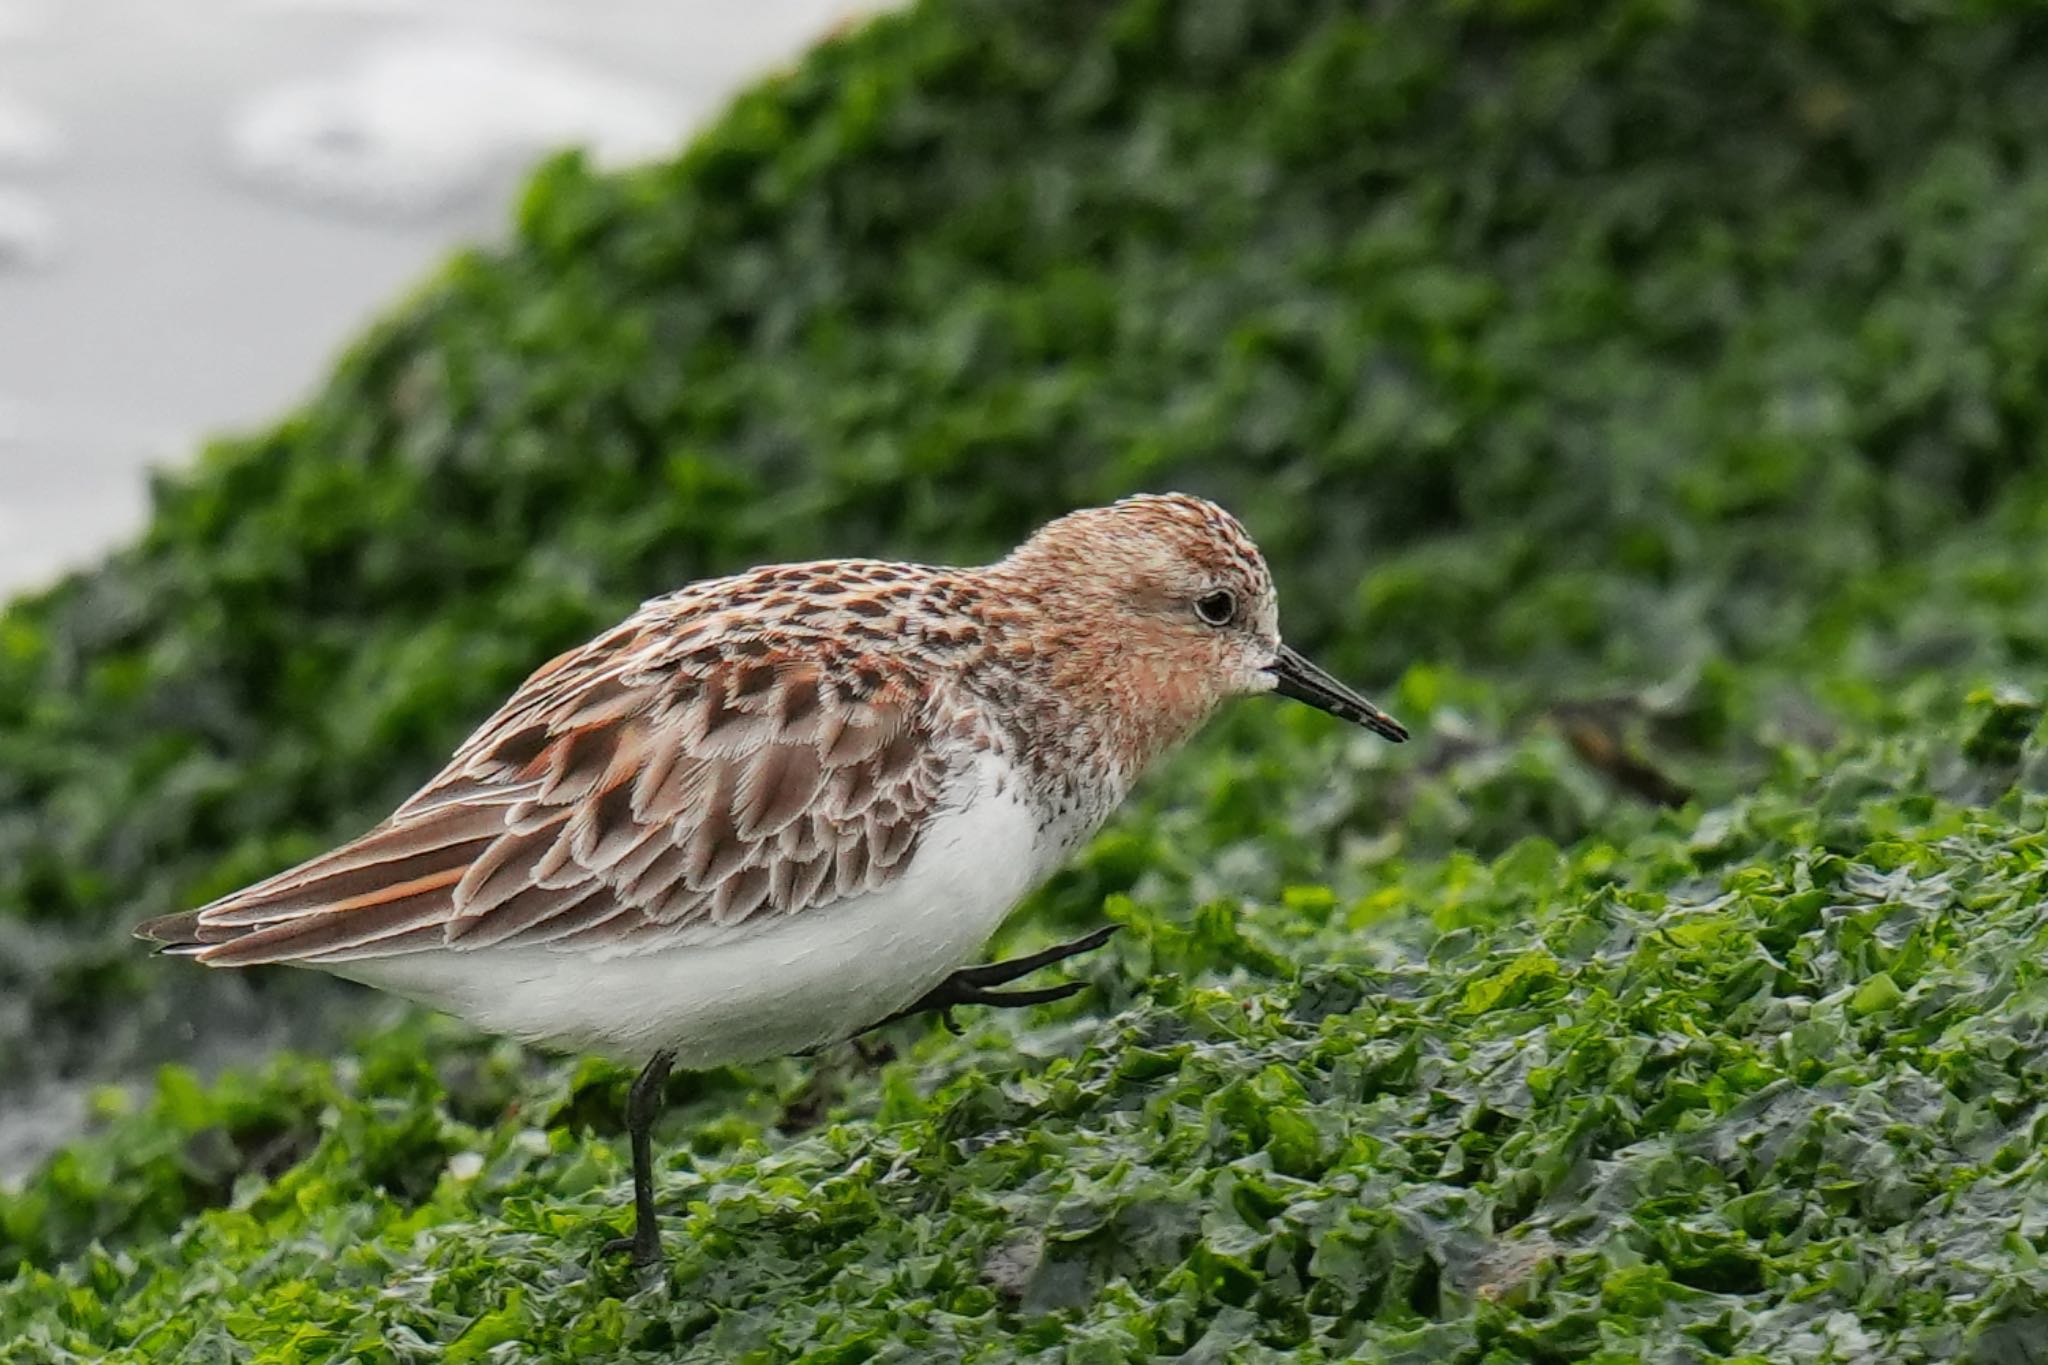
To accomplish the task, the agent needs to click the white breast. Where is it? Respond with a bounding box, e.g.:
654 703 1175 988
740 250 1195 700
325 753 1052 1065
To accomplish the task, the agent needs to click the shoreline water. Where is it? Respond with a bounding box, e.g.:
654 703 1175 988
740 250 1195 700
0 1 871 598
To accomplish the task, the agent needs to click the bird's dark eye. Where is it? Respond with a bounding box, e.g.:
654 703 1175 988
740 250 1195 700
1194 589 1238 627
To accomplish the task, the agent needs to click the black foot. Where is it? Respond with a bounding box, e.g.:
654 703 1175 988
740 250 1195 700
865 924 1122 1036
600 1231 662 1267
601 1048 675 1271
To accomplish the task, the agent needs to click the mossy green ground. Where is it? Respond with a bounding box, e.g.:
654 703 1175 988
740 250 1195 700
11 0 2048 1359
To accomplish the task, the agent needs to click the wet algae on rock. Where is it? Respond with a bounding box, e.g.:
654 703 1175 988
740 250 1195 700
14 0 2048 1359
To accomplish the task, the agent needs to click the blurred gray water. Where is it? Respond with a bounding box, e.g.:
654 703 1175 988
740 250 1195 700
0 0 871 596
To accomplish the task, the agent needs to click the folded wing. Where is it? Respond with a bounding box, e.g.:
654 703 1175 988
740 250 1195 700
137 611 968 966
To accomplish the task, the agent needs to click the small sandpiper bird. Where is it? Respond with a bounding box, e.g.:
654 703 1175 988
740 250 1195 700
137 493 1406 1266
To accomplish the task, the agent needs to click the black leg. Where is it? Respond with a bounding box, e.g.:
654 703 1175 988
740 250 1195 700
601 1048 676 1269
863 924 1122 1036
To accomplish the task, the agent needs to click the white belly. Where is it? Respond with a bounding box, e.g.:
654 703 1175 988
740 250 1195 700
324 772 1049 1065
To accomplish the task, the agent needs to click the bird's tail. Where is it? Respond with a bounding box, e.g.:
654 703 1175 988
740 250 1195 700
133 909 210 956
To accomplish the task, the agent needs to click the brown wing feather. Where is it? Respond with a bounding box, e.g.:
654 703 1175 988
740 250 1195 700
146 600 976 967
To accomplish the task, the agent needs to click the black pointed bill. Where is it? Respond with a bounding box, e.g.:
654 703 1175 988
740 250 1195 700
1266 644 1408 742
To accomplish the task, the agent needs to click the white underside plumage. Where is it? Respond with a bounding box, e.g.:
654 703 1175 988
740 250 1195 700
322 754 1052 1064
